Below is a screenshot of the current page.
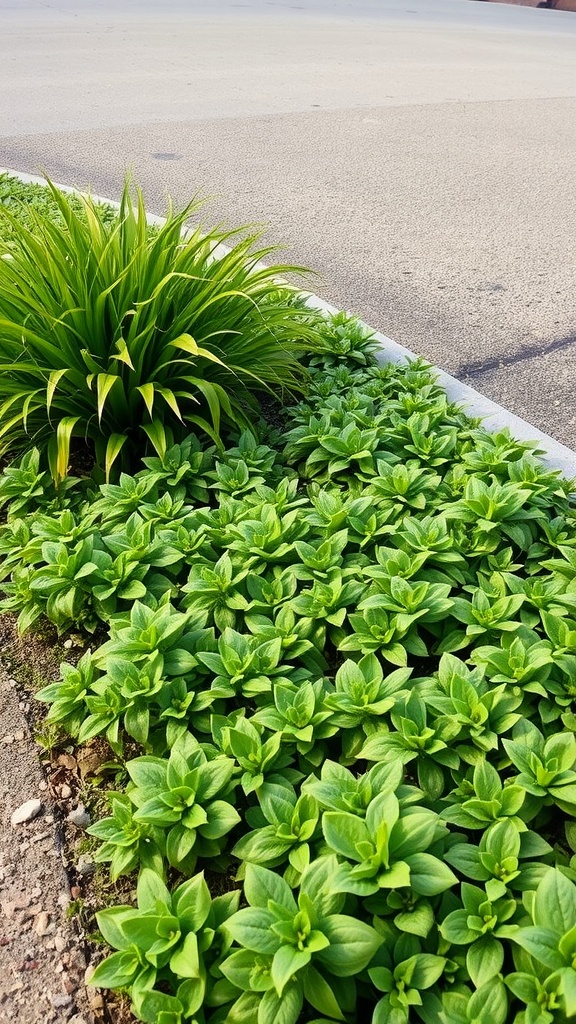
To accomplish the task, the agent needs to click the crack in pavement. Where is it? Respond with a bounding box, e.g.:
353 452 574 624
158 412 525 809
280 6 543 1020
456 332 576 378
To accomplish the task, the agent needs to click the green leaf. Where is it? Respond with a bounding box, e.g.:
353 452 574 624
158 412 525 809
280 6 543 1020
143 418 168 459
466 936 504 988
405 853 458 896
137 382 156 419
511 926 565 970
467 978 508 1024
258 984 304 1024
409 953 446 990
317 915 382 975
88 949 140 989
200 799 241 840
52 415 80 482
322 812 369 861
95 373 120 422
533 868 576 936
271 946 311 995
394 901 434 937
173 873 212 931
137 868 170 912
439 909 477 946
302 965 345 1020
244 864 296 914
560 968 576 1018
225 907 279 954
94 906 133 951
169 932 201 979
105 433 128 481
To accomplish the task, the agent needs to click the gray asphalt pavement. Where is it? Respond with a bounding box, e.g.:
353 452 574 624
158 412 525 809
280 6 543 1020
1 0 576 445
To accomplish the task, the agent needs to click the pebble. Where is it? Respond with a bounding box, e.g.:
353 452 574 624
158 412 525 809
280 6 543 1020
49 993 73 1009
69 1015 88 1024
13 730 25 742
60 784 72 800
10 799 42 826
54 932 67 953
33 911 50 937
67 805 90 829
76 854 96 877
63 639 74 650
38 780 48 792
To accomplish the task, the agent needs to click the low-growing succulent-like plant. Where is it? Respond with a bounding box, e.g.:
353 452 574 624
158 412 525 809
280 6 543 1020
322 787 457 897
221 859 383 1024
232 783 320 882
125 732 240 872
88 869 238 1020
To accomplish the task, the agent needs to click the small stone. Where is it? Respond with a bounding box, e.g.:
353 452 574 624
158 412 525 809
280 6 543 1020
11 799 42 826
67 805 90 829
13 730 25 742
60 784 72 800
69 1015 88 1024
87 992 104 1012
63 639 73 650
50 993 73 1009
2 735 14 745
76 854 96 876
17 959 39 971
70 886 81 900
57 893 71 909
45 814 54 824
54 932 67 953
83 964 96 986
33 911 50 936
63 976 78 994
38 780 48 792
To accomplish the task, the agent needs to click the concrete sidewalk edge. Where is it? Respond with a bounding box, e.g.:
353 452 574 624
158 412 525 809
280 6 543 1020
2 166 575 481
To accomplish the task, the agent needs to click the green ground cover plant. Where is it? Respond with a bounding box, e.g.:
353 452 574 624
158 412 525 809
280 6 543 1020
1 176 576 1024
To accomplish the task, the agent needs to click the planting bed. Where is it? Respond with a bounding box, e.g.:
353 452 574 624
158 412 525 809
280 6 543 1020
1 176 576 1024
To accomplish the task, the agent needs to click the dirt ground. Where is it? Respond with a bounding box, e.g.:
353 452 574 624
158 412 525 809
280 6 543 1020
0 669 93 1024
0 620 131 1024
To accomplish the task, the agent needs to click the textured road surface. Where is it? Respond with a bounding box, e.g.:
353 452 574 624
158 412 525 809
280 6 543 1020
2 0 576 444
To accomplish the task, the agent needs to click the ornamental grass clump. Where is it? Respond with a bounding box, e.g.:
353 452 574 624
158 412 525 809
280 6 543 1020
0 177 316 480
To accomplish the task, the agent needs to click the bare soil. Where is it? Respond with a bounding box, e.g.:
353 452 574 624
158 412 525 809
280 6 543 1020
0 617 132 1024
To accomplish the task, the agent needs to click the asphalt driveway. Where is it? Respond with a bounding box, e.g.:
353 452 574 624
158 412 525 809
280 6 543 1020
2 0 576 445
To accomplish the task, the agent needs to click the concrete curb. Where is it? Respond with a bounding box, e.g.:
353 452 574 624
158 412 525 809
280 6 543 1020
2 166 576 481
